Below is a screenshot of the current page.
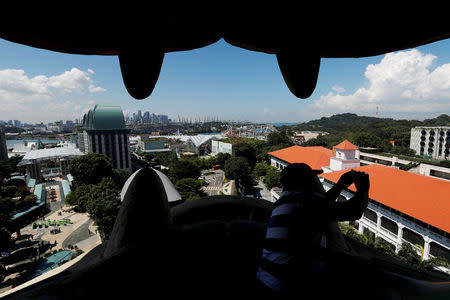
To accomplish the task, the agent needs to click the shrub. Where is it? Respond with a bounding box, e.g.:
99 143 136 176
422 256 449 270
397 242 421 265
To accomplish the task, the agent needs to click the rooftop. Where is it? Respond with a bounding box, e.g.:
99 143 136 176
81 104 126 131
268 145 333 170
18 147 84 166
157 134 224 147
334 140 359 150
320 164 450 233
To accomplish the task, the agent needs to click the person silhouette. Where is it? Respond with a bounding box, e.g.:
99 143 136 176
256 163 369 296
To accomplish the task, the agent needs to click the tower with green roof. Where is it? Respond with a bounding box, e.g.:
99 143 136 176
78 104 131 171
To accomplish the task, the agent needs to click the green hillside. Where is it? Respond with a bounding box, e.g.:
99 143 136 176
283 113 450 155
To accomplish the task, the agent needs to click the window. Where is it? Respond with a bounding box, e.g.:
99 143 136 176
123 133 129 168
119 134 124 169
381 216 398 235
363 208 377 223
91 135 96 152
429 242 450 263
402 228 424 248
111 134 117 169
99 135 103 153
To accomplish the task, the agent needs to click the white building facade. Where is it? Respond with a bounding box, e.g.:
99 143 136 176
270 141 450 266
78 104 131 172
321 179 450 263
410 126 450 159
211 140 233 156
270 156 289 170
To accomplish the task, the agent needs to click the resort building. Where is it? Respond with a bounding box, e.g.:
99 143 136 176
268 145 333 171
358 151 450 181
292 131 329 144
211 140 234 156
270 141 450 263
326 140 360 172
18 147 84 182
163 134 223 155
410 126 450 159
321 165 450 263
78 104 131 172
136 137 171 153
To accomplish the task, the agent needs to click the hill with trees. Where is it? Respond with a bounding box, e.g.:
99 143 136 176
283 113 450 156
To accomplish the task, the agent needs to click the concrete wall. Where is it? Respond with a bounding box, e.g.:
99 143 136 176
329 157 360 171
211 140 233 156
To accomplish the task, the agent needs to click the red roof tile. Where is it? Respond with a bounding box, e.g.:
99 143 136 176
320 164 450 233
269 145 333 170
334 140 359 150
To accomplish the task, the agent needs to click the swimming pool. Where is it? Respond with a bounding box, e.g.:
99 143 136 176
29 250 75 280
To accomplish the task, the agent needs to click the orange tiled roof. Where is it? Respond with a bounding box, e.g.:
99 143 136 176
268 145 333 170
320 164 450 233
334 139 359 150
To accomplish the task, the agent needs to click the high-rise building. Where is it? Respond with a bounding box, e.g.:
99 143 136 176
410 127 450 159
78 104 131 171
158 114 169 124
143 111 150 121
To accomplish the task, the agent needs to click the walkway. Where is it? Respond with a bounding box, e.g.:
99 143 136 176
256 180 272 201
62 219 96 249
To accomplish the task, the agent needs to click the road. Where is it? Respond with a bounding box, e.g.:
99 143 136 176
201 169 224 196
256 179 274 202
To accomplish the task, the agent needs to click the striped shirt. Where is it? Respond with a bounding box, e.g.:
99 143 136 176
257 190 327 293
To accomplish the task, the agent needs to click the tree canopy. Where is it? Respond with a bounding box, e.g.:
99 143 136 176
224 156 250 182
66 176 121 240
267 130 294 147
233 142 257 168
174 178 205 202
68 153 115 186
168 159 201 183
66 153 130 240
85 177 121 241
264 166 281 189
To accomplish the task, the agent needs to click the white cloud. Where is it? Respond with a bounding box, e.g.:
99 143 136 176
313 49 450 116
0 67 106 122
0 69 51 101
263 107 274 115
88 84 106 93
47 68 92 93
332 85 345 94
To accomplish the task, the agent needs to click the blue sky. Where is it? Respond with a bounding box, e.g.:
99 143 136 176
0 37 449 124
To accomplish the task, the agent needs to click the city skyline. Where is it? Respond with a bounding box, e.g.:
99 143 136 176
0 38 449 124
